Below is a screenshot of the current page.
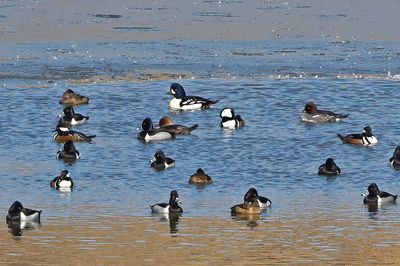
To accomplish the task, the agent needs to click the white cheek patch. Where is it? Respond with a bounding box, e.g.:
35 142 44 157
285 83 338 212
221 108 234 118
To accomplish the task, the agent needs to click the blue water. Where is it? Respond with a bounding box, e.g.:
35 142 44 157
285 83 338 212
1 77 400 224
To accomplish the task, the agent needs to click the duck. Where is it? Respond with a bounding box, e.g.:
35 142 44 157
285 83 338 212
158 116 198 135
301 101 348 123
137 118 176 142
6 201 42 223
363 183 397 204
53 122 96 143
231 188 261 214
59 89 89 105
243 188 271 208
220 108 245 128
389 145 400 169
50 170 74 188
337 126 377 146
318 158 341 176
168 83 218 110
150 190 183 213
56 141 80 160
188 168 213 185
58 106 89 126
150 150 175 170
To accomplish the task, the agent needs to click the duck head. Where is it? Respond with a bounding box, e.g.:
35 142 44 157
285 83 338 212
220 108 235 119
363 126 373 137
142 118 154 132
244 188 259 203
304 102 318 114
169 83 186 99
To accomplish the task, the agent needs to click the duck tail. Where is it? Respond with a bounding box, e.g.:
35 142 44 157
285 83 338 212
209 99 219 105
394 195 398 202
189 124 199 132
85 135 96 143
340 114 349 118
337 133 345 141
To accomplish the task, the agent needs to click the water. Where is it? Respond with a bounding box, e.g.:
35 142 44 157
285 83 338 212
2 39 400 263
1 77 400 218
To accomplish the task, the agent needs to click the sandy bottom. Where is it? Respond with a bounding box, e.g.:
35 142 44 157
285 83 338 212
1 215 400 265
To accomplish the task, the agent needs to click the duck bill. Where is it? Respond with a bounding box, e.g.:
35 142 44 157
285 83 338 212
361 190 369 197
175 197 181 204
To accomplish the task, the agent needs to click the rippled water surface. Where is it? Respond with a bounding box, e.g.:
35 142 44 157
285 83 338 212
0 76 400 262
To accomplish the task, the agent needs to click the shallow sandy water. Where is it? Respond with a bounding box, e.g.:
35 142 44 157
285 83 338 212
2 216 400 265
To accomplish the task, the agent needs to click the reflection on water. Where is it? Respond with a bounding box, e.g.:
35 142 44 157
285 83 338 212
7 220 41 237
151 213 181 234
231 213 261 228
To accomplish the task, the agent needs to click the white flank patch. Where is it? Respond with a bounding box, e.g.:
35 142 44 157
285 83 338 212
363 136 378 146
169 98 182 109
257 199 271 208
145 132 172 141
378 195 395 203
71 118 87 125
58 180 72 188
151 205 170 214
165 162 176 168
221 119 237 129
20 211 40 222
300 113 317 123
169 98 203 110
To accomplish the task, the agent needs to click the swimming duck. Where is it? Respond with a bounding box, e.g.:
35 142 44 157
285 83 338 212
318 158 341 176
220 108 245 128
53 122 96 143
137 118 176 142
301 101 348 123
150 150 175 170
243 188 271 208
168 83 218 110
150 190 183 213
59 89 89 105
6 201 42 223
56 141 80 160
363 183 397 204
188 168 213 185
389 145 400 169
58 106 89 126
337 126 378 146
158 116 198 135
231 188 261 214
50 170 74 188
